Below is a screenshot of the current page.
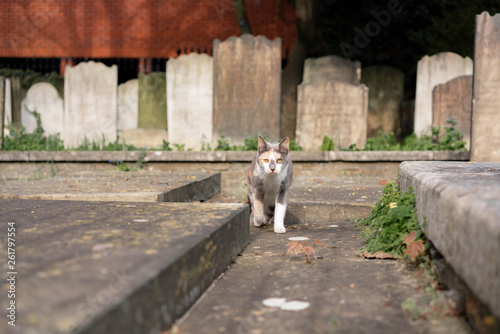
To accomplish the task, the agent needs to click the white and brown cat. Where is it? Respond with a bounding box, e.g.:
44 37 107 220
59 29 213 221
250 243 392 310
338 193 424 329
246 136 293 234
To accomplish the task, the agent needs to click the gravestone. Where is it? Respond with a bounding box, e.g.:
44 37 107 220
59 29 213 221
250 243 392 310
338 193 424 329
471 12 500 162
296 81 369 151
303 55 361 85
21 82 64 135
213 34 281 144
414 52 472 135
167 53 213 150
361 66 404 137
138 72 167 130
0 77 4 147
432 76 472 149
10 76 26 125
120 128 168 149
118 79 139 134
64 61 118 148
3 78 12 135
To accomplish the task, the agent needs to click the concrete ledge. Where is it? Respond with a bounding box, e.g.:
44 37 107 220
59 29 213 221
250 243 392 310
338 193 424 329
0 199 250 334
0 171 221 202
398 161 500 319
0 150 470 163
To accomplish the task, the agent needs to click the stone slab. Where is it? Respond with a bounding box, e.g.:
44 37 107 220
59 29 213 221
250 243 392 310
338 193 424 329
120 128 168 149
432 75 472 149
0 199 249 334
64 61 118 148
3 77 12 130
0 171 221 203
138 72 167 130
167 53 213 151
213 35 281 145
117 79 139 134
361 66 404 137
303 55 361 85
398 161 500 318
21 82 64 135
296 81 368 151
414 52 472 135
471 12 500 162
177 176 469 334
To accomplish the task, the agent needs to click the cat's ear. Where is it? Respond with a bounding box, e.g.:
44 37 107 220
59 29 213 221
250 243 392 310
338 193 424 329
258 136 268 152
278 137 289 154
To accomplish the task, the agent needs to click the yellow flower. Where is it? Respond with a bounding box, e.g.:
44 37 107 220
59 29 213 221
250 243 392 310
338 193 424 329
389 202 397 209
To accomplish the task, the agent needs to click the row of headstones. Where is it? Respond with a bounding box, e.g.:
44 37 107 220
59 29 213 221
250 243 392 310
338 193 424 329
0 12 498 160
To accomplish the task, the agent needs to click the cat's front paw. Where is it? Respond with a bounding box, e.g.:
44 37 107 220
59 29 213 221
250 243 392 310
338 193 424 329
274 226 286 234
253 217 265 227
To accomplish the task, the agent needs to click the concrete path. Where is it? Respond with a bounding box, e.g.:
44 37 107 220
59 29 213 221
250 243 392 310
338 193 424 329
177 176 470 334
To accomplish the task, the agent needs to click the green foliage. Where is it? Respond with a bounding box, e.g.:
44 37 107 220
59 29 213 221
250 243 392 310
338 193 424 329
213 135 302 151
320 135 335 151
73 136 137 151
109 148 147 172
356 180 426 259
332 118 467 152
160 140 173 151
0 69 64 97
2 110 64 151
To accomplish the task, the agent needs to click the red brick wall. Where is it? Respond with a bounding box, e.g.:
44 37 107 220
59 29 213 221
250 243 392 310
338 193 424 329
0 0 296 59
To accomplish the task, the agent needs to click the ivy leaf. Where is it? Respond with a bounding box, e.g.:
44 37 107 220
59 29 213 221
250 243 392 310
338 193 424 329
404 240 425 261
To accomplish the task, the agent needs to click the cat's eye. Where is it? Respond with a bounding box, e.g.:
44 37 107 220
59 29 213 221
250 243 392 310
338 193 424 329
277 159 282 163
263 159 269 163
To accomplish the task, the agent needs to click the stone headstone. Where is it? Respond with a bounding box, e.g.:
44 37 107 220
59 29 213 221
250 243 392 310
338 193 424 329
432 76 472 149
361 66 404 137
138 72 167 130
167 53 213 151
414 52 472 135
10 76 26 125
303 55 361 85
120 128 168 149
64 61 118 148
21 82 64 135
4 78 12 126
0 77 4 147
118 79 139 134
296 81 369 151
213 34 281 144
471 12 500 162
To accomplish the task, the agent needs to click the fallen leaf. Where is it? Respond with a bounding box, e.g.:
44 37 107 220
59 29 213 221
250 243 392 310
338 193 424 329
402 231 417 245
286 241 303 255
404 240 425 261
314 239 327 247
380 179 388 186
362 250 395 259
302 245 315 256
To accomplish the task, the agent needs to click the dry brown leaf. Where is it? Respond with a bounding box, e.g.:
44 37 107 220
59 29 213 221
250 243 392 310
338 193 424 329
302 245 315 256
404 240 425 261
314 239 327 247
402 231 417 245
286 241 303 255
362 250 395 259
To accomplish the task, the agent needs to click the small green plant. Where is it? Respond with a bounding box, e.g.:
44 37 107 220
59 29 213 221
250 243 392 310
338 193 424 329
173 143 185 151
160 140 173 151
356 180 427 260
2 109 65 151
320 135 335 151
109 148 147 171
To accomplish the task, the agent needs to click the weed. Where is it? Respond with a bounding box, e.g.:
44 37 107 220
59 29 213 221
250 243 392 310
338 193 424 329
356 180 428 260
320 135 335 151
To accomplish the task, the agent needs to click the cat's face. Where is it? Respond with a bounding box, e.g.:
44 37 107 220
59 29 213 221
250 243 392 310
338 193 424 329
257 136 290 175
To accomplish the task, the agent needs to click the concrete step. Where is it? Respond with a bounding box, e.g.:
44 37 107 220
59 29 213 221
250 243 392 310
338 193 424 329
0 171 220 202
398 161 500 320
0 199 249 334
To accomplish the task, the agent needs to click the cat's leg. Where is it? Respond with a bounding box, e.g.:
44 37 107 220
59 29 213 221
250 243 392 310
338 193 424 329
251 196 267 227
273 202 287 233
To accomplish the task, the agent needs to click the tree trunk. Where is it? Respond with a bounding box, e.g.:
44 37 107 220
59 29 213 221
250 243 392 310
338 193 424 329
232 0 253 35
281 0 318 139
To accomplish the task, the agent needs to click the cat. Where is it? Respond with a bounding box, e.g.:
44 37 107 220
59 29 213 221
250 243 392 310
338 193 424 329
246 136 293 234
